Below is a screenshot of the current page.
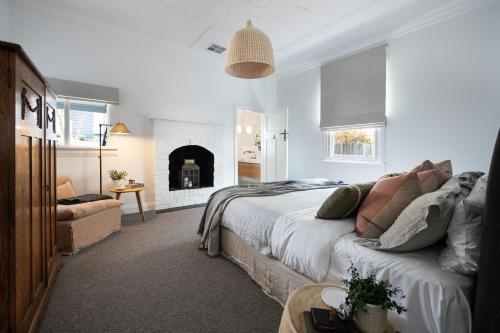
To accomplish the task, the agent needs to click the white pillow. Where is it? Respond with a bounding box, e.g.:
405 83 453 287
440 175 488 275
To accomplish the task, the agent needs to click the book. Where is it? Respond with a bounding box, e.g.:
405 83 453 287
126 183 144 188
310 308 354 332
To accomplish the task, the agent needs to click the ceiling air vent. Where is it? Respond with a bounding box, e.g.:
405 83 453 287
207 43 226 54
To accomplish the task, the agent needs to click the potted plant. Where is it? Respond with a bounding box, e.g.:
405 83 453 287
108 170 128 189
343 263 406 333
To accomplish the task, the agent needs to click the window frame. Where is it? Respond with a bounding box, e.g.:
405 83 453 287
323 126 385 164
56 98 111 148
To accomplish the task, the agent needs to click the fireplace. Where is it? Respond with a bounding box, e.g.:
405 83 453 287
169 145 214 191
154 119 224 210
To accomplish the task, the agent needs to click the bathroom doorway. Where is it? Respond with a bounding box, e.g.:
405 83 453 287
235 108 264 185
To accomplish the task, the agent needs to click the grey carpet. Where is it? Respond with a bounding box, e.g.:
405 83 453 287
39 207 283 333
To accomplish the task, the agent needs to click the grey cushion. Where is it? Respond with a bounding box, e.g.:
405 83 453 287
440 175 488 275
356 172 483 252
317 182 376 219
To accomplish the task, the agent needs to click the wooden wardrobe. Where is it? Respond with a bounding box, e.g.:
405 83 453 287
0 41 60 333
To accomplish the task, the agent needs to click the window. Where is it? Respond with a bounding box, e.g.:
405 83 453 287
56 99 110 147
324 127 383 162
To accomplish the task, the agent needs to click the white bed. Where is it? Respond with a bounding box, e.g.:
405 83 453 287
221 187 335 255
219 187 474 333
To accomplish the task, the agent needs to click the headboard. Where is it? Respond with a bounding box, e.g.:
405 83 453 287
473 128 500 332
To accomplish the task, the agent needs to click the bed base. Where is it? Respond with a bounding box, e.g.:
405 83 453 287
220 227 343 306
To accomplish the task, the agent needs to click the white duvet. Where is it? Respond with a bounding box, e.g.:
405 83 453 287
271 207 355 281
221 187 336 256
327 234 474 333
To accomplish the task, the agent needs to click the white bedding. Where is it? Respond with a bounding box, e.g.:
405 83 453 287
221 187 335 255
271 207 355 281
220 187 474 333
326 233 474 333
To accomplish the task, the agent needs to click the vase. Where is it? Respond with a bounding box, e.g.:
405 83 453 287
353 304 388 333
113 179 127 189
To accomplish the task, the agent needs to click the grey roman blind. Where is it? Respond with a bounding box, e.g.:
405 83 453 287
47 77 119 104
320 45 386 130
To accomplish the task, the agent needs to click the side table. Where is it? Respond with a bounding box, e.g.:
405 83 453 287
278 284 396 333
110 186 145 221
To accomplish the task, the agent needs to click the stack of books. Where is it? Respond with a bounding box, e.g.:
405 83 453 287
127 183 144 189
304 308 354 332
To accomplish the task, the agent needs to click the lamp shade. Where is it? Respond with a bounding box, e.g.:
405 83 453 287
110 122 130 134
225 20 275 79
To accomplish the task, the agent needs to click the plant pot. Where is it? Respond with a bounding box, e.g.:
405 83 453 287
353 304 388 333
113 179 127 189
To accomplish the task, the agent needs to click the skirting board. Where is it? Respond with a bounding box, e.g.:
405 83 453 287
156 204 206 214
121 201 206 215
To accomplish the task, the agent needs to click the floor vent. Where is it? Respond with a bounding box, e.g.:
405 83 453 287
207 43 226 54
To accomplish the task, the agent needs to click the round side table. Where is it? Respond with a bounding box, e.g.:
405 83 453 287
278 284 396 333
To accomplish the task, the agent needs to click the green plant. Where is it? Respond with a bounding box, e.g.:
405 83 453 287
335 130 373 144
108 169 128 181
343 263 407 314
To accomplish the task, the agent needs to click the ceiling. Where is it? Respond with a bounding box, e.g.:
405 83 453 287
11 0 491 72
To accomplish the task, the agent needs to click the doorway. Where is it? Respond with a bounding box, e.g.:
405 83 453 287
236 109 264 185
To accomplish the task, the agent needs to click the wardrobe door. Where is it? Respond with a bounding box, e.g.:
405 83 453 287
14 54 47 333
0 47 14 333
44 88 59 283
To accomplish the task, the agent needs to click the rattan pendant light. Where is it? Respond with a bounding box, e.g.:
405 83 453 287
225 1 275 79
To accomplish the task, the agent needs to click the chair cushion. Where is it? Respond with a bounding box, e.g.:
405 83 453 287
57 199 123 221
57 181 76 200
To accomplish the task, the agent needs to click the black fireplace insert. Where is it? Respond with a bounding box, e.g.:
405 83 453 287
169 145 214 191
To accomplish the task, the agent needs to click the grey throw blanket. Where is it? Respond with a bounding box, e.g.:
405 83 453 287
57 194 113 205
197 179 344 257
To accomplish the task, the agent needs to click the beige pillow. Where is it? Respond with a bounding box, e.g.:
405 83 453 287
435 160 453 178
57 181 76 200
356 172 423 238
411 160 453 178
410 160 452 193
417 169 449 193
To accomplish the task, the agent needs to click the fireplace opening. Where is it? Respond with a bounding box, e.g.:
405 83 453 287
169 145 214 191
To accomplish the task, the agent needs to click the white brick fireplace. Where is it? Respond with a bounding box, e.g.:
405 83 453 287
153 119 224 210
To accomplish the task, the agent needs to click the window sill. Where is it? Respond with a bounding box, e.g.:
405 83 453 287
57 145 118 151
57 145 118 157
322 159 384 166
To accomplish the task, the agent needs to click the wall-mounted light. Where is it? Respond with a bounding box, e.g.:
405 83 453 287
245 125 253 135
237 125 242 133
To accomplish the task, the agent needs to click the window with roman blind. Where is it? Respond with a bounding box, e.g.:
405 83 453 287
47 78 119 147
320 44 386 162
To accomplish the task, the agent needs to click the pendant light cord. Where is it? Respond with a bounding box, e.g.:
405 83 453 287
249 0 251 21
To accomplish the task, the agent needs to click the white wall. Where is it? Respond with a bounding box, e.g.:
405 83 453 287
279 3 500 183
9 1 274 213
0 0 10 41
